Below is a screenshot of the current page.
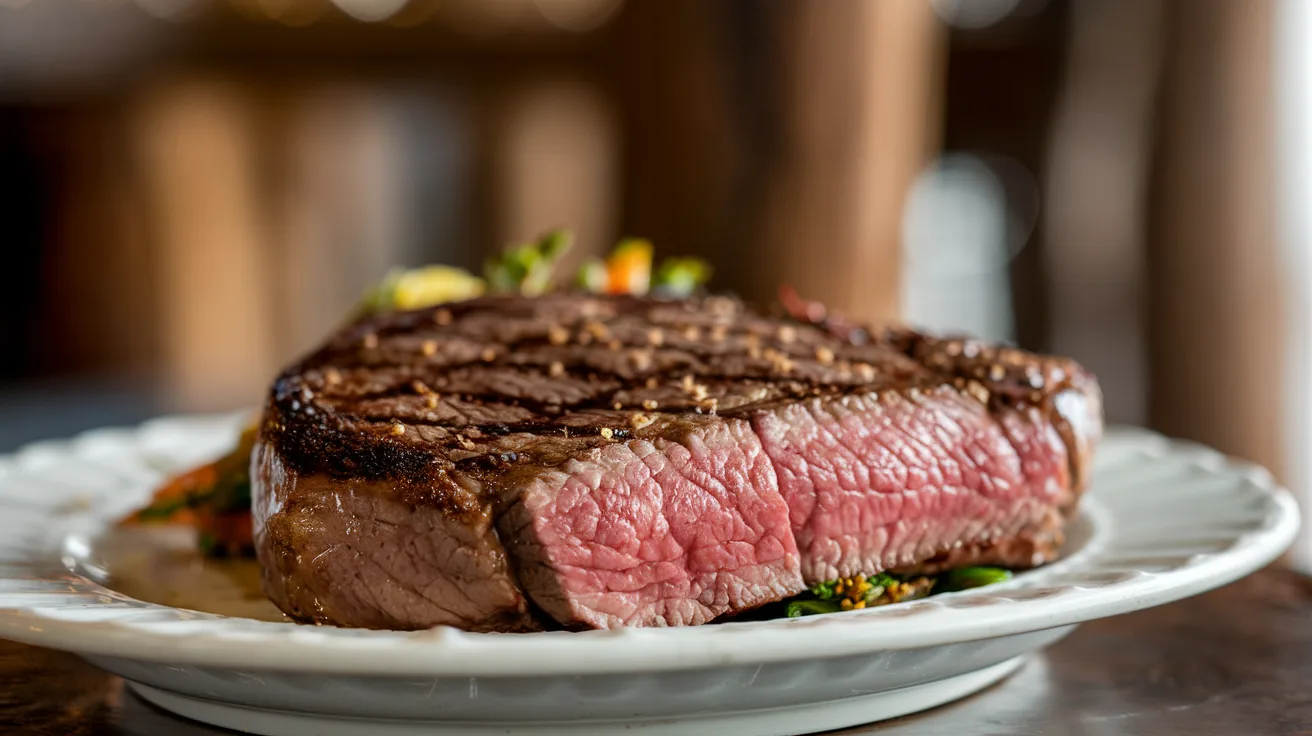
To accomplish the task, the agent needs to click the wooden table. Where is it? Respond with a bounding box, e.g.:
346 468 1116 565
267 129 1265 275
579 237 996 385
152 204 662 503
2 565 1309 735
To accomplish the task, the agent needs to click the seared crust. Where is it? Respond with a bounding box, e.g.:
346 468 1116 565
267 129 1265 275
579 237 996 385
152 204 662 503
261 293 1101 497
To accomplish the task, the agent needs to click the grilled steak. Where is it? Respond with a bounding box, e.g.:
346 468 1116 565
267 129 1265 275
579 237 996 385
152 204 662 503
253 293 1101 631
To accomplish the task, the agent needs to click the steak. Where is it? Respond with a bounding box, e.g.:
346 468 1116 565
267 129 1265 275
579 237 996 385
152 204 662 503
253 293 1101 631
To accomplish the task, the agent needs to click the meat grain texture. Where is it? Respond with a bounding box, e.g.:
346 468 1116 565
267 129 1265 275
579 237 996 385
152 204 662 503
253 293 1102 631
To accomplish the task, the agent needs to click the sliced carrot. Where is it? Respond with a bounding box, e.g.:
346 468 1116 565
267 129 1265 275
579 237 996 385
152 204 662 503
605 238 653 296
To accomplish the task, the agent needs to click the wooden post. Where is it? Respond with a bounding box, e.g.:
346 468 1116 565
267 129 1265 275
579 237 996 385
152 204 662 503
1148 0 1281 473
130 77 277 413
752 1 947 323
608 1 945 319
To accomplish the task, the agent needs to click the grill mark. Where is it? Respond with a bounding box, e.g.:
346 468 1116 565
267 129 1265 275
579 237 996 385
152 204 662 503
309 357 914 395
307 365 936 416
267 294 1097 484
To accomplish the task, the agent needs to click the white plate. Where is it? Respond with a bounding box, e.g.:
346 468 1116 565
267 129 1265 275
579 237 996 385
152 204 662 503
0 414 1297 735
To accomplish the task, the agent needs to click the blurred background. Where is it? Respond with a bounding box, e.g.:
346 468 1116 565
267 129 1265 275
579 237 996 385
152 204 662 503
0 0 1304 561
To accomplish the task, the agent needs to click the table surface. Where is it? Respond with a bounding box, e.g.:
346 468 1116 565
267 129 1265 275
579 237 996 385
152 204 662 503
2 565 1310 736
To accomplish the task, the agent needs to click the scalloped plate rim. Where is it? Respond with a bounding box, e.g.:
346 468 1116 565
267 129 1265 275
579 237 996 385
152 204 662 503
0 413 1297 677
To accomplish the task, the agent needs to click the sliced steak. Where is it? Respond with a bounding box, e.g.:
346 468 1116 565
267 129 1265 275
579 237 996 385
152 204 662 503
754 389 1074 582
252 440 540 632
253 292 1101 631
255 420 801 630
497 414 798 628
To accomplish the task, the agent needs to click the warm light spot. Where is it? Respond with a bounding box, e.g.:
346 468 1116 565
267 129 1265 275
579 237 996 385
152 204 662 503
133 0 205 20
929 0 1027 30
331 0 408 22
901 153 1038 344
532 0 621 32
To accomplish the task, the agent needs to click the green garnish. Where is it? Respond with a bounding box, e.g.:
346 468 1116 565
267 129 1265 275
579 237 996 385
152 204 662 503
575 257 607 293
485 229 574 296
935 566 1013 592
197 531 219 557
652 257 713 297
807 580 837 600
135 494 191 522
867 572 899 591
786 599 844 618
782 567 1012 619
208 478 252 515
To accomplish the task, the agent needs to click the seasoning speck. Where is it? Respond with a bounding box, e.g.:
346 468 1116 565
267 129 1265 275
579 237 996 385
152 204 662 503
642 399 659 411
425 395 440 409
584 320 609 340
815 346 835 364
764 348 793 373
965 381 990 404
548 361 565 378
630 413 655 430
421 340 437 356
389 423 406 436
481 348 497 362
547 325 570 346
777 325 797 343
988 365 1006 381
600 427 614 440
647 328 665 346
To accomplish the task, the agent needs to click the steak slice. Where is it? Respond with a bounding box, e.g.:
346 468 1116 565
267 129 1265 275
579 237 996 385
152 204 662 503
754 389 1075 583
752 332 1100 583
253 439 539 632
253 292 1101 631
496 414 799 628
255 414 800 631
